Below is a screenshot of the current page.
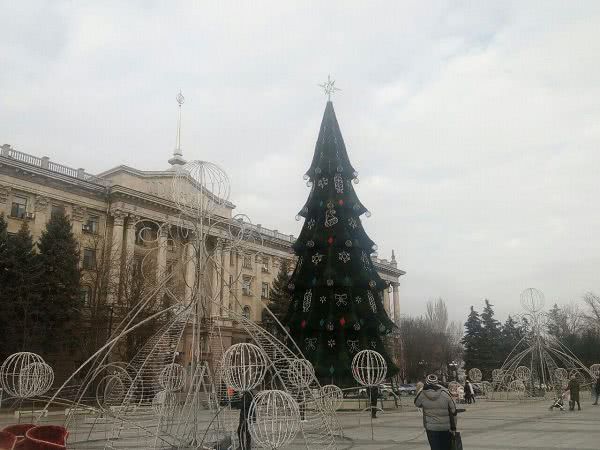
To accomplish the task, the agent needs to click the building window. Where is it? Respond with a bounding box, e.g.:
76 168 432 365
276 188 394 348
167 238 175 252
80 286 92 305
242 276 252 296
83 248 96 270
51 205 65 219
261 282 269 299
242 305 251 320
228 275 234 289
243 255 252 269
136 226 155 246
261 256 269 273
10 195 27 219
83 215 99 234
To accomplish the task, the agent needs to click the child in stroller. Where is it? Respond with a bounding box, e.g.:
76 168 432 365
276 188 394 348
549 392 568 411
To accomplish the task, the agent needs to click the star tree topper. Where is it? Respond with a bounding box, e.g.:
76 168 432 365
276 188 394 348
319 75 341 101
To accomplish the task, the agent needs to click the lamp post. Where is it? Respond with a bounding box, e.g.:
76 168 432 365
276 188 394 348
418 360 426 379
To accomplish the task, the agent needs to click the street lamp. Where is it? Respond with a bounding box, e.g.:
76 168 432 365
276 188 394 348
418 360 426 379
448 361 458 381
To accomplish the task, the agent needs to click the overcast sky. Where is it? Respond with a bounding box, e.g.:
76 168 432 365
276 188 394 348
2 1 600 322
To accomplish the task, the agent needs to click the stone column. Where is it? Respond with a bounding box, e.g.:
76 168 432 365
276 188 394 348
157 226 168 285
222 241 231 315
383 285 391 315
184 240 196 303
33 195 49 227
392 282 400 322
124 215 138 260
210 239 223 317
108 210 127 303
253 253 262 322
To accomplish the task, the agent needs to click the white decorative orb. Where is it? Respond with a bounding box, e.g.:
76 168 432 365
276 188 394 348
554 368 568 381
508 380 526 395
481 381 493 395
492 369 504 382
249 390 301 449
171 161 230 218
520 288 545 313
590 364 600 378
222 343 268 392
0 352 51 398
317 384 344 411
448 381 461 395
159 363 185 392
569 369 585 383
515 366 531 381
96 366 132 409
468 368 482 382
351 350 387 387
289 359 314 389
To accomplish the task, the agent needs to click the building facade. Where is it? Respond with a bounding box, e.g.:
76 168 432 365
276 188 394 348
0 143 405 352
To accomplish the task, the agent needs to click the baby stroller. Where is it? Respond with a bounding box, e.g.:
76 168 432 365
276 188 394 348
549 392 567 411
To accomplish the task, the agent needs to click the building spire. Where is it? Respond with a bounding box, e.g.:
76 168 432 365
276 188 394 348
169 90 187 167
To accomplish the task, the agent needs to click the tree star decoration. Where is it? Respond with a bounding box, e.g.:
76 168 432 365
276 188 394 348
312 253 324 265
319 75 341 101
370 340 377 349
335 293 348 306
347 340 360 353
307 218 316 230
348 217 358 229
327 339 336 348
319 295 327 304
305 338 317 351
318 177 328 189
338 251 350 263
326 322 334 331
354 296 362 304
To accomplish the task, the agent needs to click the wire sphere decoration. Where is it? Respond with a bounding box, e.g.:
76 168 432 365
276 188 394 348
288 359 315 389
171 160 231 219
481 381 493 396
351 350 387 387
590 364 600 378
468 368 482 382
569 369 585 383
158 363 186 392
0 352 52 398
448 381 461 395
520 288 545 313
151 390 179 416
248 390 301 450
316 384 344 412
492 369 504 382
508 380 526 396
222 343 268 392
553 368 568 381
95 366 133 410
515 366 531 382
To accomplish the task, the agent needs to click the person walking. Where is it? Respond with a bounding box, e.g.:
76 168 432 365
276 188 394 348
566 374 581 411
367 385 380 418
593 376 600 406
414 374 458 450
234 390 254 450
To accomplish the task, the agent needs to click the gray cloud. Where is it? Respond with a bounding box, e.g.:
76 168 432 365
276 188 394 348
1 1 599 321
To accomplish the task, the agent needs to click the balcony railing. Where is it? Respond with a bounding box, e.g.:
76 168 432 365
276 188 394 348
0 144 110 187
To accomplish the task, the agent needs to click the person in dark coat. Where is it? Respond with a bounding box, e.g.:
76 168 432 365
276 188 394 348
367 385 379 418
566 375 581 411
593 376 600 406
233 390 255 450
415 374 457 450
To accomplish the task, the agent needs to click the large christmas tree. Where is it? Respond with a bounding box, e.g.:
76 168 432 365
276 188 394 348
285 99 398 385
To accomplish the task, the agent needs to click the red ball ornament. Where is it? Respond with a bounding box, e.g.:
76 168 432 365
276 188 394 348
327 236 334 245
339 317 346 327
301 320 307 329
338 199 344 206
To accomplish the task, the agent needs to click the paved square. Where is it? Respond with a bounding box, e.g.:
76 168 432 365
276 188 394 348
335 398 600 449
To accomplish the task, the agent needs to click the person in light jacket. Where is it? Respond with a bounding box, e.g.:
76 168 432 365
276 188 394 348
414 374 457 450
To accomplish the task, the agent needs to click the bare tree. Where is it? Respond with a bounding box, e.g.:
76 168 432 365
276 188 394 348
582 292 600 330
425 298 449 333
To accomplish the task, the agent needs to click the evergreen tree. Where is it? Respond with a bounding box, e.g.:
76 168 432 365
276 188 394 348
284 100 397 385
1 221 41 355
479 299 502 377
37 211 81 355
0 214 9 352
266 259 292 325
500 315 523 362
461 306 483 372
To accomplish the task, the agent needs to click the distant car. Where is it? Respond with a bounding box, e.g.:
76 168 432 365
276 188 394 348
397 384 417 396
358 384 396 399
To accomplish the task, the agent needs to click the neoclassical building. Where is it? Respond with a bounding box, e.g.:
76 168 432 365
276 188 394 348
0 142 405 349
